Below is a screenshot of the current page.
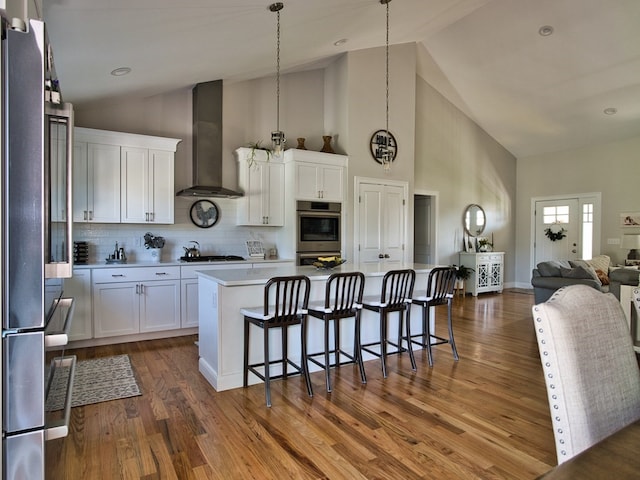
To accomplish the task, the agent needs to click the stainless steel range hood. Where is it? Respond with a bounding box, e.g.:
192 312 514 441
176 80 243 198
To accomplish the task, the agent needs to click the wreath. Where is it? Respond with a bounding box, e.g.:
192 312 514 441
544 226 567 242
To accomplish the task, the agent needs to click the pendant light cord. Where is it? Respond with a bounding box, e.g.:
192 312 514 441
276 7 281 132
385 0 389 140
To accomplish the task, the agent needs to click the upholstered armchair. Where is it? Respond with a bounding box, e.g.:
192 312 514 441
531 285 640 464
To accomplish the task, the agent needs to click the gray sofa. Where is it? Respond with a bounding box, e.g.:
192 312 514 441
531 255 639 304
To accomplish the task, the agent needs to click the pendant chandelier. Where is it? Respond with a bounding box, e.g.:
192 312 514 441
269 2 285 159
381 0 392 172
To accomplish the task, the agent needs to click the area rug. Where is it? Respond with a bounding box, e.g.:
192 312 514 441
46 354 141 411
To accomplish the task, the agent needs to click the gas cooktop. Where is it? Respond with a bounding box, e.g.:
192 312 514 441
179 255 246 263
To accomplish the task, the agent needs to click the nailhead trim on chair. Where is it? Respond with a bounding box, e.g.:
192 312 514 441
532 304 572 460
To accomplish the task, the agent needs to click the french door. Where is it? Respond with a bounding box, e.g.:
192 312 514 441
355 178 408 264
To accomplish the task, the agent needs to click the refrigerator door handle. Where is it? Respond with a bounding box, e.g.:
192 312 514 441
44 355 77 440
44 297 75 348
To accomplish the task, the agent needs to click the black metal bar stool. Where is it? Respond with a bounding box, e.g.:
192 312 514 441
241 275 313 407
361 269 416 378
409 266 459 367
306 271 367 392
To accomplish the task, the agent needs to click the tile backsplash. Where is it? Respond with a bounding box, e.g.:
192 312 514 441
73 197 282 264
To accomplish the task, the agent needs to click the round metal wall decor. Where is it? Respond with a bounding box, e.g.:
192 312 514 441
189 199 219 228
370 129 398 164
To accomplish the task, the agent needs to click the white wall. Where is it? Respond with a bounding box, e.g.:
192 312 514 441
515 135 640 285
414 44 517 282
74 42 521 279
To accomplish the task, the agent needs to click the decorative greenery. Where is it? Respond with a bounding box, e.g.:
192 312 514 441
453 264 475 280
544 226 567 242
478 238 493 251
246 141 272 167
144 232 165 249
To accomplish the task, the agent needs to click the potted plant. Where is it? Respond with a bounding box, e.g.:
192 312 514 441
453 264 475 293
144 232 165 263
477 238 493 252
246 141 272 167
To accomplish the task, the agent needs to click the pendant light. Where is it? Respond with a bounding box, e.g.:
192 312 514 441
269 2 285 159
381 0 392 172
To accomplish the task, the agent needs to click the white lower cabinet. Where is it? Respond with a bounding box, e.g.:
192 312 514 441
93 266 180 338
64 269 93 341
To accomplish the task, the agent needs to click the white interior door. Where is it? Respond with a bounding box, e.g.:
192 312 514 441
534 198 580 265
356 179 407 264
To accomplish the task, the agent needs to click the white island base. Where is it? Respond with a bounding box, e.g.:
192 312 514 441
196 263 438 391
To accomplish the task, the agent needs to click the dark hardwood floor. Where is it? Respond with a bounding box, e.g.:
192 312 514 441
46 289 559 479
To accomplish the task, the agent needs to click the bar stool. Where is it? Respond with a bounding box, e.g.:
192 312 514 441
409 266 458 367
306 271 367 392
361 269 416 378
241 275 313 407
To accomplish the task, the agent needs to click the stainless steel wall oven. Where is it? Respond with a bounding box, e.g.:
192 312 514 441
296 201 341 252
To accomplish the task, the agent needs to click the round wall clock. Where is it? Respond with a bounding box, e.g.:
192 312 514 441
370 129 398 164
189 199 219 228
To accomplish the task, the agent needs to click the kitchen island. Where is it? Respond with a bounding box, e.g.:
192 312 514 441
196 262 438 391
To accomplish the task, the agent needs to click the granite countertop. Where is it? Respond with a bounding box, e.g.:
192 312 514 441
195 262 438 287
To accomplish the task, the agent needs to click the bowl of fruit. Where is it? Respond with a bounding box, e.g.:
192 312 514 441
312 256 346 269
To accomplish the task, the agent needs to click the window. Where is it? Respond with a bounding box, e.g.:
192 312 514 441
543 205 569 224
582 203 593 259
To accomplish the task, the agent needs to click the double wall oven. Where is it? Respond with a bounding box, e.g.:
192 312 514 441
296 201 342 266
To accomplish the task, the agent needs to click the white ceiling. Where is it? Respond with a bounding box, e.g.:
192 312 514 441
43 0 640 158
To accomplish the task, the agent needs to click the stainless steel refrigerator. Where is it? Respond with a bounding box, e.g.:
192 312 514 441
1 16 75 479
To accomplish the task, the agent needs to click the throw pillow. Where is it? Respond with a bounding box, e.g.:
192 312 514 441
560 266 602 285
537 260 570 277
569 260 600 281
595 269 610 285
587 255 611 273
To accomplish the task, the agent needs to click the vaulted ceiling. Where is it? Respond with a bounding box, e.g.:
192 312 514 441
44 0 640 158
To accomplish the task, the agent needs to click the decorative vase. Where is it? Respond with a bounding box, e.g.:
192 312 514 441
320 135 334 154
150 248 162 263
296 138 307 150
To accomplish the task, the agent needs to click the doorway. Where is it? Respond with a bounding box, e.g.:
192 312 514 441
414 193 437 265
531 193 601 270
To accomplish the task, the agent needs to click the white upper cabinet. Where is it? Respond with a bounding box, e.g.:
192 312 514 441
121 147 175 224
236 148 285 226
72 140 121 223
284 149 347 202
73 127 180 224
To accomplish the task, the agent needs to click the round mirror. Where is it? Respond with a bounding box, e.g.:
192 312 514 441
464 204 486 237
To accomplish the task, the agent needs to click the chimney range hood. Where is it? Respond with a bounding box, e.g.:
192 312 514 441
176 80 243 198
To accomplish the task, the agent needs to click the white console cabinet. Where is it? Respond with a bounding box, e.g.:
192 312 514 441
459 252 504 296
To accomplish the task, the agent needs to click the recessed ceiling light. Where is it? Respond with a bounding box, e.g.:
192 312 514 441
334 38 348 47
110 67 132 76
538 25 554 36
603 107 618 115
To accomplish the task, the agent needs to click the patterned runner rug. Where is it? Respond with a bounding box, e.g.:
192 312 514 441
46 354 141 411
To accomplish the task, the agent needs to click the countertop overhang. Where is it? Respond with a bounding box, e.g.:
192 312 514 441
195 262 439 287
